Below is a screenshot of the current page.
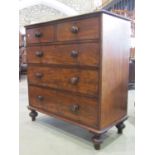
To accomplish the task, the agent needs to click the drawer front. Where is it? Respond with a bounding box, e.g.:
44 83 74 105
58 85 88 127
28 66 98 96
56 17 100 41
29 86 98 128
26 25 54 44
27 43 99 67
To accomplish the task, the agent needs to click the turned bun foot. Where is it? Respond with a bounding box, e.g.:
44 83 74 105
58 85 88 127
116 122 125 134
94 143 100 150
29 110 38 121
92 134 103 150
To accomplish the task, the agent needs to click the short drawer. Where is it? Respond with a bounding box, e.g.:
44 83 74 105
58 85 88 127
27 43 99 67
56 17 100 41
26 25 54 44
28 66 99 96
29 86 98 128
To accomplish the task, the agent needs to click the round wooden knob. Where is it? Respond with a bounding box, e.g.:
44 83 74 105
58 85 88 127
35 73 43 78
70 104 79 113
35 51 43 57
70 77 79 85
37 96 44 101
70 50 78 58
35 32 42 38
71 25 79 33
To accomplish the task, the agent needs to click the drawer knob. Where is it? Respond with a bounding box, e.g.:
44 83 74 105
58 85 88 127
35 73 43 78
35 51 43 57
71 25 79 33
70 77 79 85
70 104 80 113
70 50 78 58
37 96 44 101
35 32 42 38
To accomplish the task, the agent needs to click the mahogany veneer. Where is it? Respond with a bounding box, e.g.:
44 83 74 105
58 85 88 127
26 10 130 150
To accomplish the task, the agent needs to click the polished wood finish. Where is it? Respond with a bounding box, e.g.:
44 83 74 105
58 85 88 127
28 66 98 96
26 11 130 150
29 86 98 128
26 25 54 44
56 17 100 41
27 43 99 67
99 14 130 129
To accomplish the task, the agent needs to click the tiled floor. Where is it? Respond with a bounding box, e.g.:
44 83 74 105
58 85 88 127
19 76 135 155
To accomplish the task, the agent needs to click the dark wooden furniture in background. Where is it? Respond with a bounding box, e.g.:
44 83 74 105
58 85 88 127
19 32 27 79
128 48 135 89
19 32 22 79
25 11 130 150
103 0 135 12
129 59 135 84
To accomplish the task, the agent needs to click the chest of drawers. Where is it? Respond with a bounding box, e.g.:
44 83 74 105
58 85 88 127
26 11 130 150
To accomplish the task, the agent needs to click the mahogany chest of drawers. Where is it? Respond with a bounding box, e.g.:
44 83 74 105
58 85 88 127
25 11 130 150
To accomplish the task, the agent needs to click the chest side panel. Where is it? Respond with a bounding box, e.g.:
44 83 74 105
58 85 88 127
100 14 130 129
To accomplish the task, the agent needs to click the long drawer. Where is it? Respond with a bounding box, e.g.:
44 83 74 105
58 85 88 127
28 66 99 96
29 86 98 128
27 43 99 67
